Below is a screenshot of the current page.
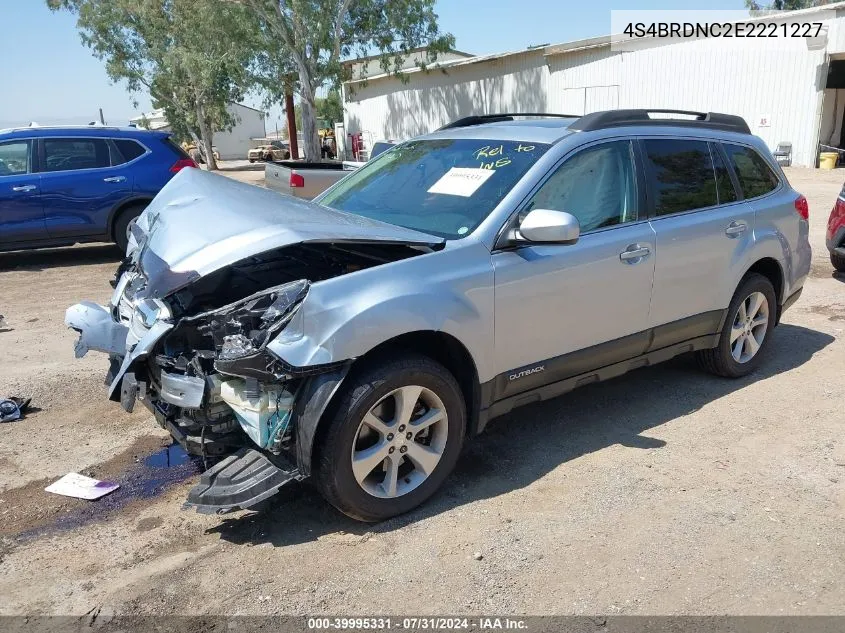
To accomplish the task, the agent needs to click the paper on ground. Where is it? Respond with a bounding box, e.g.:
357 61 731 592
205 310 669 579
45 472 119 500
427 167 495 197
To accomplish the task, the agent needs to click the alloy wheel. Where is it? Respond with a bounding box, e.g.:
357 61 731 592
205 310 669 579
351 385 449 499
729 291 769 363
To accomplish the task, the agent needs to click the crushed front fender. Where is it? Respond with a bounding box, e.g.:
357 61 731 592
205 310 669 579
65 302 128 358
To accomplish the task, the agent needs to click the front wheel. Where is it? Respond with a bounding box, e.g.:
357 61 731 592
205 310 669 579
314 354 466 522
696 273 777 378
831 250 845 273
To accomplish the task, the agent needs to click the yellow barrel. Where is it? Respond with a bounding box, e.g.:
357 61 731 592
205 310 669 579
820 152 838 169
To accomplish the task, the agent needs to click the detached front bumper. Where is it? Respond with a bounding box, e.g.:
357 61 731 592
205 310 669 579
65 302 128 358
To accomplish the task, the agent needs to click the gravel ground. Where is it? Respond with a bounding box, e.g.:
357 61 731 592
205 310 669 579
0 168 842 616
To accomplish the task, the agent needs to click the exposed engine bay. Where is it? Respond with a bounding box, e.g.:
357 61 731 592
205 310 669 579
68 240 431 513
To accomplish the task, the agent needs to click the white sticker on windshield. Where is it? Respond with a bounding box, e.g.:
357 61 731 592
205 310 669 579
427 167 494 197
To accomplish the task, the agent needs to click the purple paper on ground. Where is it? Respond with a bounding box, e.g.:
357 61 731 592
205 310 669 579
44 472 120 500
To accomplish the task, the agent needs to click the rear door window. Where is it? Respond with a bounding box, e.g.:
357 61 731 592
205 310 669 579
642 139 717 216
0 140 31 176
722 143 780 199
112 139 147 164
43 138 110 172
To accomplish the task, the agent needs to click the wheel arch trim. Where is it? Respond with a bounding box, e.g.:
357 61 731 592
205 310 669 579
292 329 483 476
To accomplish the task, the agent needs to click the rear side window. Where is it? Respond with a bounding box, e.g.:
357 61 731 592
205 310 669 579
43 138 110 172
165 137 191 159
0 140 30 176
711 144 738 204
722 143 780 199
112 139 147 164
643 139 717 216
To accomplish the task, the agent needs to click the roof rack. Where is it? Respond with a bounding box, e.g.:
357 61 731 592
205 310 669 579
569 109 751 135
438 113 579 130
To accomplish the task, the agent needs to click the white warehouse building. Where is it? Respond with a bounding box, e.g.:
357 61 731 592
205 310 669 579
129 102 266 160
343 3 845 167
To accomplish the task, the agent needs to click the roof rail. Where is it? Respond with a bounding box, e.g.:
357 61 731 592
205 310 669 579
438 113 579 130
569 109 751 135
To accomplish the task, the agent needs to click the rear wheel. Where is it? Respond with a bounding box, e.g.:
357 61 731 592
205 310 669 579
696 273 776 378
112 202 146 252
831 250 845 272
314 354 466 522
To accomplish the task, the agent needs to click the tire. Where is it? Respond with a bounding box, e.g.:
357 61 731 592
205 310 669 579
831 250 845 273
696 273 777 378
112 203 147 252
313 354 466 522
249 158 255 163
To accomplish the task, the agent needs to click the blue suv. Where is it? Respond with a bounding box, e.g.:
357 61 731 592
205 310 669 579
0 126 196 252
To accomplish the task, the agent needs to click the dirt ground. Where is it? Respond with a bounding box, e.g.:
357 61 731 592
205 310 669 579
0 167 843 616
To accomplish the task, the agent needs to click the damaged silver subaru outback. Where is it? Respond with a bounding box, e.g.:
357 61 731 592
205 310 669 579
66 110 811 521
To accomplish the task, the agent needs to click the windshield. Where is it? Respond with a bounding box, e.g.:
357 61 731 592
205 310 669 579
318 138 550 239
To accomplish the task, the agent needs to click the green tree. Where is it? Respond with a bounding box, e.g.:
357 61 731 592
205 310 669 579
317 89 344 127
240 0 453 162
48 0 256 170
291 90 342 136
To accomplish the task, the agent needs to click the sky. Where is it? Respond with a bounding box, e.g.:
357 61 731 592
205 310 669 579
0 0 748 130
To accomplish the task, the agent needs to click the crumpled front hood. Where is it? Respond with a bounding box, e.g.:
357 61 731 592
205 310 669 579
135 168 443 297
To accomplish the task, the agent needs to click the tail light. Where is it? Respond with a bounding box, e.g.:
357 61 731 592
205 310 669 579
170 158 197 173
794 194 809 220
290 172 305 188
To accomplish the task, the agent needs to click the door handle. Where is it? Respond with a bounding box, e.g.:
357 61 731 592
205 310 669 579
619 245 651 262
11 184 37 192
103 176 126 183
725 221 747 237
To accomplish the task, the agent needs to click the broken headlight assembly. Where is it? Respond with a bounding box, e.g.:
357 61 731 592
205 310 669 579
134 297 172 328
192 279 309 362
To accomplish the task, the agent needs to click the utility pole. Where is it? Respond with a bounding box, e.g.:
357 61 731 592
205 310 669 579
285 77 298 160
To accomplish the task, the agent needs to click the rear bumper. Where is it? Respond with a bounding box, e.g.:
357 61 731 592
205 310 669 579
827 226 845 253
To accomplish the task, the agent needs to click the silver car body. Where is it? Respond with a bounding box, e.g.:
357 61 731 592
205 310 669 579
66 114 810 508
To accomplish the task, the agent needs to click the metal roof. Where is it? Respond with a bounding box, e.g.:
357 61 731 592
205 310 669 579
345 2 845 87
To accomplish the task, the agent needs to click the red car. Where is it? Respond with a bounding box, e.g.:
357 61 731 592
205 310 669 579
828 184 845 272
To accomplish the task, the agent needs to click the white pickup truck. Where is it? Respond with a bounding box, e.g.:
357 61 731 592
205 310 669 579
264 141 397 199
264 161 357 200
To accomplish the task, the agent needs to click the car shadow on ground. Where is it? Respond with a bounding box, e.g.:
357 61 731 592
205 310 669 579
207 323 834 548
0 243 122 272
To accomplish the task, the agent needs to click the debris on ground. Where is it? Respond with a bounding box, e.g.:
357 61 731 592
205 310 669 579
0 396 32 423
44 473 120 500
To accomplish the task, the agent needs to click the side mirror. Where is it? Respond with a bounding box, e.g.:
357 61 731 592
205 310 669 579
517 209 580 244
